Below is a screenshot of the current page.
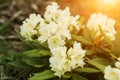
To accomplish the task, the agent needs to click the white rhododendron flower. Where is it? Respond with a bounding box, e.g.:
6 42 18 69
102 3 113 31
49 46 71 77
38 21 58 43
44 2 60 22
38 2 80 47
49 42 86 77
70 15 80 30
104 65 120 80
20 14 43 40
87 13 116 41
115 58 120 69
67 41 86 69
48 35 65 49
44 2 80 29
56 24 71 40
20 2 80 48
25 13 43 27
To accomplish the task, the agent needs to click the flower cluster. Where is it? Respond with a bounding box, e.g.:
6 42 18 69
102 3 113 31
20 2 80 49
87 13 116 41
20 14 43 40
50 42 86 77
104 58 120 80
20 2 86 77
20 1 119 80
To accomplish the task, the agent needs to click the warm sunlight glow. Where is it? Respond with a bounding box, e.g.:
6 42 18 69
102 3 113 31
56 0 120 20
102 0 117 5
99 0 119 7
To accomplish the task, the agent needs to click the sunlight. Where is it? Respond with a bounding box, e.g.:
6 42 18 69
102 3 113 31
56 0 120 20
102 0 117 4
99 0 119 7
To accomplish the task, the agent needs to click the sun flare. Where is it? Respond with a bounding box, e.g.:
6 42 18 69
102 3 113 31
99 0 119 7
102 0 117 4
56 0 120 20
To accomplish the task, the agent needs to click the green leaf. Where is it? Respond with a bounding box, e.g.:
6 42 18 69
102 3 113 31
9 61 31 69
86 50 94 56
33 40 48 49
72 74 88 80
99 26 115 51
63 72 72 78
29 70 55 80
87 58 106 72
83 26 93 42
91 58 113 66
71 34 92 45
75 67 100 73
22 58 44 68
113 25 120 56
109 53 117 59
100 46 112 53
22 49 51 57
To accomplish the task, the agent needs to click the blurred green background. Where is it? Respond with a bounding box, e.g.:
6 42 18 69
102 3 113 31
0 0 52 79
